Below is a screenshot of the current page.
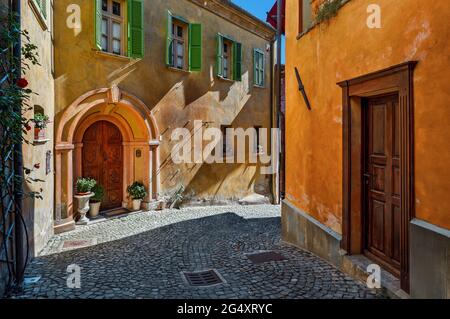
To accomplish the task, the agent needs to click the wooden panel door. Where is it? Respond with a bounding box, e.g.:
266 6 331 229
82 121 123 210
364 94 401 276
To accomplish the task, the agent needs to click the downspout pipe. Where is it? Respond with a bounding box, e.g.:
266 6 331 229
276 0 283 202
12 0 25 289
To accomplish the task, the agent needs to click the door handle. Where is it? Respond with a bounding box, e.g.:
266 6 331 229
363 173 371 185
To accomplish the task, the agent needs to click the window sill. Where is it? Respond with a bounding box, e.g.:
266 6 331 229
253 84 266 89
28 0 48 31
94 50 131 62
217 76 235 83
167 66 191 74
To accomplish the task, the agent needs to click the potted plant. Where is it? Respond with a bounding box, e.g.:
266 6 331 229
32 112 50 140
74 177 96 224
127 182 147 211
89 184 104 218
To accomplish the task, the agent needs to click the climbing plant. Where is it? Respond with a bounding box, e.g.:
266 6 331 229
0 5 42 294
315 0 345 24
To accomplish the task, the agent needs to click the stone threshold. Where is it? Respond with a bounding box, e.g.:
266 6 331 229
342 254 410 299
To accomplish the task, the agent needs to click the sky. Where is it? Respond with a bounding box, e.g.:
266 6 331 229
232 0 285 63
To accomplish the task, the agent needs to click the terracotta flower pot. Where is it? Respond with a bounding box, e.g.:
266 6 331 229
89 201 101 218
34 127 46 140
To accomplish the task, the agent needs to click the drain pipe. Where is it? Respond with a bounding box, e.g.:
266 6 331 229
12 0 26 289
276 0 284 202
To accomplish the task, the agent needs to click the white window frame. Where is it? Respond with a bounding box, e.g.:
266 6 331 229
101 0 126 56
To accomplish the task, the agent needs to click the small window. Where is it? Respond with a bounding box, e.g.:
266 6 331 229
170 19 188 70
216 34 242 81
222 39 233 79
100 0 124 55
298 0 313 34
254 49 265 87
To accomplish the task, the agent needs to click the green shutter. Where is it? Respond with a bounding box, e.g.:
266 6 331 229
233 42 242 81
166 11 173 66
189 23 202 72
260 51 265 86
42 0 47 19
253 49 258 86
128 0 144 58
94 0 102 50
216 34 223 77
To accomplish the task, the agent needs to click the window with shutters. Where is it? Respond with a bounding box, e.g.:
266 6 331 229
94 0 144 59
216 34 242 81
253 49 265 87
166 11 202 72
29 0 48 29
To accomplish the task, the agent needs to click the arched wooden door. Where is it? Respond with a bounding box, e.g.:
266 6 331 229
82 121 123 210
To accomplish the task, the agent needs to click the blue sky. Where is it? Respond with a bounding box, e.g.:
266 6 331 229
232 0 285 63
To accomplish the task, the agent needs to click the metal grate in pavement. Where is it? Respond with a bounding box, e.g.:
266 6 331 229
246 251 287 264
183 270 224 287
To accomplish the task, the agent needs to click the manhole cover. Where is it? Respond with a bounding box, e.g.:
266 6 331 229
183 270 224 287
62 239 97 250
246 251 287 264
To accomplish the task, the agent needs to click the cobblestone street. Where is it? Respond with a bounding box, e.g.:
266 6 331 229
11 205 385 299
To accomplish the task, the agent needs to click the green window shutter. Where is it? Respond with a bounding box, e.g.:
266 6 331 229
128 0 144 58
189 23 202 72
166 11 173 66
233 42 242 81
94 0 102 50
253 49 258 86
260 51 265 86
216 34 223 77
42 0 47 19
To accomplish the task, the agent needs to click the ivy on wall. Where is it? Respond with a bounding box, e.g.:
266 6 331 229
315 0 345 24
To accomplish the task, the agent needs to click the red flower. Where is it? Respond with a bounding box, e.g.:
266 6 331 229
34 163 40 169
25 123 32 131
16 78 28 88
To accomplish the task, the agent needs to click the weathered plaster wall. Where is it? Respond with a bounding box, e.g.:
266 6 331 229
285 0 450 233
54 0 274 203
22 0 55 254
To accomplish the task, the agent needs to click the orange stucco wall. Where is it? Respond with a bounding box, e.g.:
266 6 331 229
285 0 450 233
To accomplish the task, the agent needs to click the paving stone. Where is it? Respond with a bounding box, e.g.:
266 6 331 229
8 205 387 299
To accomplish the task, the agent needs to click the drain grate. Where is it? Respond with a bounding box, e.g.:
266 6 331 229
246 251 287 264
183 270 224 287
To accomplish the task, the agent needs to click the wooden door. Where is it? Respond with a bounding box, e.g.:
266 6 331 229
363 94 401 276
82 121 123 210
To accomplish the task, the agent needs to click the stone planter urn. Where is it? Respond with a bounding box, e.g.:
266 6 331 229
74 193 93 225
132 199 142 211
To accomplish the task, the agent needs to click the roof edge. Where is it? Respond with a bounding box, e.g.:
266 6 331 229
187 0 276 41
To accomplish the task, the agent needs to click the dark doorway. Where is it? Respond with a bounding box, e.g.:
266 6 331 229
82 121 123 210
